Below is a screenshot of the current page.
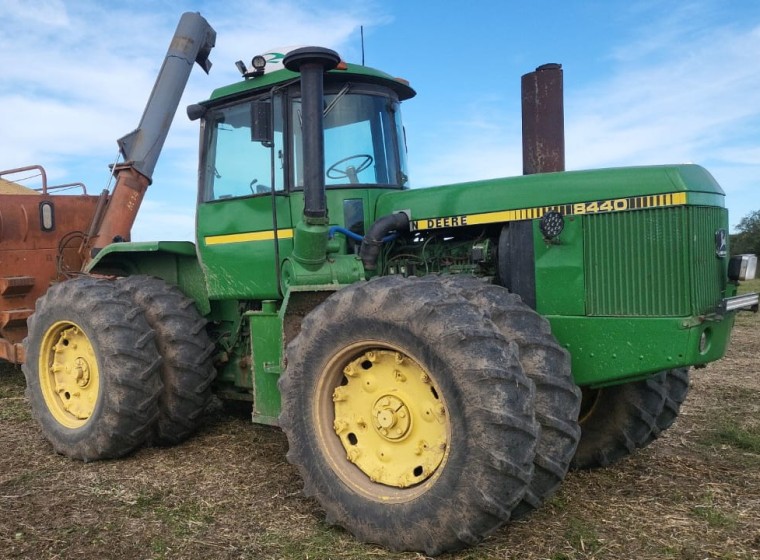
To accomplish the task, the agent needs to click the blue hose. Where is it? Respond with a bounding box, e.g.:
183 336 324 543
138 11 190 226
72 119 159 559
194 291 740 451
329 226 397 244
329 226 363 242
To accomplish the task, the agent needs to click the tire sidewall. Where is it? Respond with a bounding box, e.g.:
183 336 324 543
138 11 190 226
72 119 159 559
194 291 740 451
25 289 113 451
280 276 538 553
23 278 161 460
293 318 474 517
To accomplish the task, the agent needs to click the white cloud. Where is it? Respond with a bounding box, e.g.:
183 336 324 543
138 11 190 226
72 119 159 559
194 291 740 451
554 2 760 173
0 0 380 240
560 17 760 229
408 3 760 227
3 0 757 240
0 0 70 26
408 92 523 187
132 199 197 241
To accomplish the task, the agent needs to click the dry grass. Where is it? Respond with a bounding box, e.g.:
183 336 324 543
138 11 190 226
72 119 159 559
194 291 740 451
1 289 758 559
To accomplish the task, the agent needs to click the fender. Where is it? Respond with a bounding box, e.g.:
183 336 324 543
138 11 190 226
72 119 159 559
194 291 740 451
86 241 211 315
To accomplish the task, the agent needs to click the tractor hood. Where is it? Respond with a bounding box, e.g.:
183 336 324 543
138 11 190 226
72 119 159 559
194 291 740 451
374 164 725 231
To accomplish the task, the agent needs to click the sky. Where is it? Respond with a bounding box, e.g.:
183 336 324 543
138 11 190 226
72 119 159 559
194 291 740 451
1 0 758 239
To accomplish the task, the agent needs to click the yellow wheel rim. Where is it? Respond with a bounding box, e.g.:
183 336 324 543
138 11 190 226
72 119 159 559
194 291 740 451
316 341 450 502
38 321 100 429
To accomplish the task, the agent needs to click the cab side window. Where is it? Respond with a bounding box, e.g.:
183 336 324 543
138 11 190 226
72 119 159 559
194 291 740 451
202 97 284 201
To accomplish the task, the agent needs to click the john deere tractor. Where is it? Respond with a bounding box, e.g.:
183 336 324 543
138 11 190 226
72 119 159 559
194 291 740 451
20 13 758 555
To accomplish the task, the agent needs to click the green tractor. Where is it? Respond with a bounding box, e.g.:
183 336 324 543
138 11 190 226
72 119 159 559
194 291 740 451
21 13 758 555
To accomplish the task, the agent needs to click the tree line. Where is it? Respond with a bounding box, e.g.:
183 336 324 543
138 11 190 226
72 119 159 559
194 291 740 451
731 209 760 256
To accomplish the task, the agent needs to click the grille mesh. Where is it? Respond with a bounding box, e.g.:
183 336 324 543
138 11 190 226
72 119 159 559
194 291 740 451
584 207 726 316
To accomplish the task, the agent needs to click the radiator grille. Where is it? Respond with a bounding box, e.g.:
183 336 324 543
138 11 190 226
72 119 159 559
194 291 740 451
689 206 728 314
584 206 726 316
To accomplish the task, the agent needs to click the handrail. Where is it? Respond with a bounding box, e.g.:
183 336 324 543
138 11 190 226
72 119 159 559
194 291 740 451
0 165 48 194
45 182 88 194
0 166 88 195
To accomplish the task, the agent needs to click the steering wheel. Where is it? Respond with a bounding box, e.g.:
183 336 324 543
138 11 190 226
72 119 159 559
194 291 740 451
326 154 373 183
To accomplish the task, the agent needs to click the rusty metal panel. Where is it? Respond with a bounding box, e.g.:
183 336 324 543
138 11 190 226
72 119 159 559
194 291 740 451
521 63 565 175
0 191 101 363
0 276 35 297
0 337 23 363
84 165 149 256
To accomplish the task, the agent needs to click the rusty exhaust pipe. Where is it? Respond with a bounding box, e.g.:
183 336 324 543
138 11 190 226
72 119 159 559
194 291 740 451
521 63 565 175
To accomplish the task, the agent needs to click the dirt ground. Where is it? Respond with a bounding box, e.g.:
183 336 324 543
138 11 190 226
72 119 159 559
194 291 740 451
1 305 758 560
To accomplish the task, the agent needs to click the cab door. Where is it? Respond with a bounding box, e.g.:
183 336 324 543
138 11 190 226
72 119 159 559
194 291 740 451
196 95 291 300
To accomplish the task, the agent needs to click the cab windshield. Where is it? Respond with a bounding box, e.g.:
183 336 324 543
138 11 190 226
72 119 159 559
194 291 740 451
291 86 408 189
200 85 408 202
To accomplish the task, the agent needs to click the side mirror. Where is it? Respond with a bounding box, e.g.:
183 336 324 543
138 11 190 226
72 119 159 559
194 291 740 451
251 100 273 144
187 103 207 121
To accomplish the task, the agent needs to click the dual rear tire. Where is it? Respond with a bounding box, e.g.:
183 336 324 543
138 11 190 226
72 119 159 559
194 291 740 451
23 276 214 461
119 276 216 446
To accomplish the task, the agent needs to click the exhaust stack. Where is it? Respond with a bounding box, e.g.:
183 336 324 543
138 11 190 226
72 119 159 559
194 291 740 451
501 63 565 310
521 63 565 175
277 47 365 290
283 47 341 223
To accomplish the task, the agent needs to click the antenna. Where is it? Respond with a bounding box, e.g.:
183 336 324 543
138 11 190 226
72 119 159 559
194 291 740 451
361 26 365 66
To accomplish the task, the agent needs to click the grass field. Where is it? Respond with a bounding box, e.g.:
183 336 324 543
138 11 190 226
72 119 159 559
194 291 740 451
1 279 758 559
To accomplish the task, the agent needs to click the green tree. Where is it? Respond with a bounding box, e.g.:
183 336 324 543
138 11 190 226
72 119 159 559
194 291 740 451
730 209 760 256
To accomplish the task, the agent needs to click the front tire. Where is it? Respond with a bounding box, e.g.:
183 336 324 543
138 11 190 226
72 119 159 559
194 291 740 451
631 367 691 452
22 277 162 461
279 276 538 554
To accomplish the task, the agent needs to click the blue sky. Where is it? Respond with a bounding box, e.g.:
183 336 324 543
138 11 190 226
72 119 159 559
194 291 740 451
1 0 758 239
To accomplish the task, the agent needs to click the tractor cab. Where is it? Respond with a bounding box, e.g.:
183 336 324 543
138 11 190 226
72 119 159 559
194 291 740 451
193 49 416 299
199 81 411 200
196 48 414 199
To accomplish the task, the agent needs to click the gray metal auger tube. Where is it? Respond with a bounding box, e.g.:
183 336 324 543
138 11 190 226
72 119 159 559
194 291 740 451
82 12 216 261
117 12 216 182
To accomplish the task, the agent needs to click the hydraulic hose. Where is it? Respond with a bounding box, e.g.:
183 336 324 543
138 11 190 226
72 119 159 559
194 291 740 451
359 212 410 270
329 226 397 244
329 226 363 242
